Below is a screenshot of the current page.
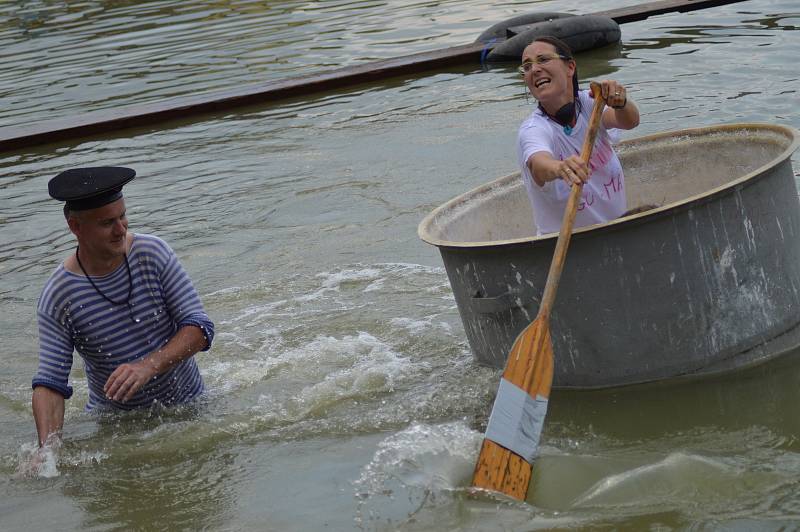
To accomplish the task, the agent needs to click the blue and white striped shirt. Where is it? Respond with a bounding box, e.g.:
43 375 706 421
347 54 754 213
33 233 214 411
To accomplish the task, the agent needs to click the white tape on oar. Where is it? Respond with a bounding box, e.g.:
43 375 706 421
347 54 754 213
484 378 548 464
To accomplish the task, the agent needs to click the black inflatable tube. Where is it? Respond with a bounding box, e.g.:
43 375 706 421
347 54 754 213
486 15 621 62
476 12 574 44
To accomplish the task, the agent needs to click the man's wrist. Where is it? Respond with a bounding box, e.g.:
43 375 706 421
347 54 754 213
39 431 63 449
136 355 161 377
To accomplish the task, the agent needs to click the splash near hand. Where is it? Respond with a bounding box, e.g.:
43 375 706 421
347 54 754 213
16 434 61 479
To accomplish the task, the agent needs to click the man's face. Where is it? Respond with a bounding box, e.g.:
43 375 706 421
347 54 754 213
68 198 129 259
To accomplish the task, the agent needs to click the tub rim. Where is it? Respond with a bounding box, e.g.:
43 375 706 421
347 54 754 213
417 122 800 249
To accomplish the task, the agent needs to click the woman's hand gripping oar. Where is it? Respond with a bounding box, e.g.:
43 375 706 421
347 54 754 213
471 82 606 501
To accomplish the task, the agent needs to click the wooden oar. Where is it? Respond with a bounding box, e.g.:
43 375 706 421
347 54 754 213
471 81 606 500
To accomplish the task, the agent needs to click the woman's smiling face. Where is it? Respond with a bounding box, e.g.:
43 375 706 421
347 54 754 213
521 41 575 108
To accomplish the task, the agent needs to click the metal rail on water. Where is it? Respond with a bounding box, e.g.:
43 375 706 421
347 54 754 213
0 0 746 153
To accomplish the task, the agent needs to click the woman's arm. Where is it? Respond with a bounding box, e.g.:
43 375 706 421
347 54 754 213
529 152 589 187
596 79 640 130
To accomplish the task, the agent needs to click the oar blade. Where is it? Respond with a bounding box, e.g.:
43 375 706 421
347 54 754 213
472 439 531 499
471 317 554 500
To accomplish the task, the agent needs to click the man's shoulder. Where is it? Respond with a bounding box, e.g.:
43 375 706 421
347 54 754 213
131 233 175 261
38 264 77 311
133 232 171 249
41 262 72 288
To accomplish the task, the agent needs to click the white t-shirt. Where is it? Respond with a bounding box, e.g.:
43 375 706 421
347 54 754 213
517 89 626 235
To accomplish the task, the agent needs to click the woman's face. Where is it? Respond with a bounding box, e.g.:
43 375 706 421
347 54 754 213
521 41 575 106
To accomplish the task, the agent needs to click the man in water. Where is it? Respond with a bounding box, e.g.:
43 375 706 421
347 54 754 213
31 166 214 450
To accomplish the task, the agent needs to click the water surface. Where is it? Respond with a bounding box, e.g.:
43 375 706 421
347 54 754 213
1 0 799 530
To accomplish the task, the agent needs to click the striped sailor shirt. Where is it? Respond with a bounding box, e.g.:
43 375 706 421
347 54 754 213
33 233 214 411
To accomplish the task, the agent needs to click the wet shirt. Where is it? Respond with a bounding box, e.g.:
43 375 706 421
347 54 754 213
517 89 626 235
33 233 214 411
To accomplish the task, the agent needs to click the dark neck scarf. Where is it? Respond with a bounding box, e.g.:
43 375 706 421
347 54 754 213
540 100 576 135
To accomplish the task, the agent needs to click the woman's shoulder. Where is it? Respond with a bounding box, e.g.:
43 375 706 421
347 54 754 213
577 89 593 109
518 107 550 134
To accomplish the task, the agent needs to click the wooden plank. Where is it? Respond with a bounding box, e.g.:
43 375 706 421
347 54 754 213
0 0 747 153
596 0 749 24
0 42 487 153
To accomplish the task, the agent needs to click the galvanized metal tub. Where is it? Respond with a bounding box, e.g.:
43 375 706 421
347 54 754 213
419 124 800 388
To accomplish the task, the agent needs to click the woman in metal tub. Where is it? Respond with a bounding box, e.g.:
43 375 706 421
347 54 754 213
517 35 642 236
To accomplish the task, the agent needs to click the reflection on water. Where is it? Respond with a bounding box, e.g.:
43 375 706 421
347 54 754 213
1 0 800 530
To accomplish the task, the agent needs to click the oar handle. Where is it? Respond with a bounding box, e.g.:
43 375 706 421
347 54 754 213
537 82 606 319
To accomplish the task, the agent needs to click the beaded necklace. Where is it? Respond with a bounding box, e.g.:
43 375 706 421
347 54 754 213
75 246 137 323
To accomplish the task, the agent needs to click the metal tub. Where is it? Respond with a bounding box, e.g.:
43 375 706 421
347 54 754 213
419 124 800 388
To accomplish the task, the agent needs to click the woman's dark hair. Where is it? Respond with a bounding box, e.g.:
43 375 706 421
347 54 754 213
531 35 580 110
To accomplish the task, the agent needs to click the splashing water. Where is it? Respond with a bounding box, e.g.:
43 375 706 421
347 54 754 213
16 440 61 479
354 422 482 528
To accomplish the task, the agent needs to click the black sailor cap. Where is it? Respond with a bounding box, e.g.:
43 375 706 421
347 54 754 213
48 166 135 211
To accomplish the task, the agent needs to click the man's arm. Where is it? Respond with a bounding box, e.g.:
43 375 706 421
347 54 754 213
32 386 65 447
103 325 208 403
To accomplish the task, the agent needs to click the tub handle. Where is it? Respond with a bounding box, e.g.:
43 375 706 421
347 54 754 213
471 288 538 314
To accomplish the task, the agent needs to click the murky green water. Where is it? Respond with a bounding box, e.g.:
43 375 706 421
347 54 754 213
1 0 799 530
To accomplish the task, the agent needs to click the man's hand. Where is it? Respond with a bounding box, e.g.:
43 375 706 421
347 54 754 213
103 326 207 403
104 358 158 403
17 433 62 479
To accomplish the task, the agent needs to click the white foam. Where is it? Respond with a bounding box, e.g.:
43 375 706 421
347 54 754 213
363 278 385 292
207 331 426 405
390 315 452 335
65 449 109 467
252 332 428 421
307 333 419 392
296 267 383 302
204 285 245 298
295 263 447 302
203 355 282 395
376 262 446 275
219 299 289 326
